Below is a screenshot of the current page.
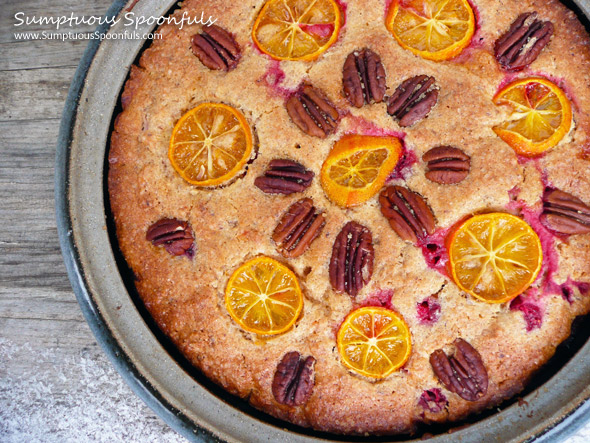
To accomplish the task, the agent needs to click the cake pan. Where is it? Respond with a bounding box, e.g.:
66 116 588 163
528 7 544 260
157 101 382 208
56 1 590 441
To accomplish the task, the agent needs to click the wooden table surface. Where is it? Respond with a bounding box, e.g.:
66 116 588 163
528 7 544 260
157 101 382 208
0 1 588 441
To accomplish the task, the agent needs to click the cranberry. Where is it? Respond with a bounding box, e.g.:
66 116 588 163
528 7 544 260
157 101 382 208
418 388 448 413
417 296 441 325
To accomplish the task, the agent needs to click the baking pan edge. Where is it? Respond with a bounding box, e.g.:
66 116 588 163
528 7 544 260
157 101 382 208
55 1 216 441
55 0 590 442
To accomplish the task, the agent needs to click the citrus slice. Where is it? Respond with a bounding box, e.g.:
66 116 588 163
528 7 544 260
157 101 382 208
386 0 475 61
252 0 341 61
169 103 253 187
320 134 402 207
225 256 303 335
447 213 543 304
337 306 412 379
492 77 573 156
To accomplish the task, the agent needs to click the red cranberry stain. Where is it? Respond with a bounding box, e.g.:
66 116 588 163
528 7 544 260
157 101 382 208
417 296 441 325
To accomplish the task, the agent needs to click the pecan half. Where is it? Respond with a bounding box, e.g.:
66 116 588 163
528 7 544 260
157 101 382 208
329 221 374 297
273 198 326 258
191 25 241 71
286 84 340 138
540 188 590 235
387 75 438 127
254 159 314 195
146 218 195 257
272 351 316 407
423 146 471 184
379 186 436 243
495 12 554 72
342 48 387 107
430 338 488 402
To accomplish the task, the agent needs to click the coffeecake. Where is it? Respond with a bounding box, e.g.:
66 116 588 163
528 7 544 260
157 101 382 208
108 0 590 434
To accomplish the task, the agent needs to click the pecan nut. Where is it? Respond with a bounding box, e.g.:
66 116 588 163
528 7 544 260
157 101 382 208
286 84 340 138
329 221 374 297
254 159 314 194
387 75 438 127
342 48 387 108
191 25 241 71
379 186 436 243
495 12 554 72
273 198 326 258
272 351 316 406
540 188 590 235
146 218 195 257
430 338 488 402
423 146 471 184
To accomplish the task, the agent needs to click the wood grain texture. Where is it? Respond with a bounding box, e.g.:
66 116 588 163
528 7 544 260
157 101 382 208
0 0 588 441
0 40 88 71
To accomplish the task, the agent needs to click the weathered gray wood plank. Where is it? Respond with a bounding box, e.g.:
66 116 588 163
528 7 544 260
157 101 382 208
0 119 71 294
0 40 88 71
0 67 74 121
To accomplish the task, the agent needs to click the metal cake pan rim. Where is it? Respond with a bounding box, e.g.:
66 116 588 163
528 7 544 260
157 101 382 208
54 2 214 442
55 0 590 441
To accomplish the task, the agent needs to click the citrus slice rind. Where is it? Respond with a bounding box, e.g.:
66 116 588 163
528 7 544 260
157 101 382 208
492 77 573 156
337 306 412 379
448 213 543 304
252 0 341 61
386 0 475 61
320 135 402 207
169 103 253 187
225 256 303 335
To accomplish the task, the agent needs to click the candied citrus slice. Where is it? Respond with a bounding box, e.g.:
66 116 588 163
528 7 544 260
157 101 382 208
448 213 543 304
169 103 253 187
252 0 341 61
386 0 475 61
337 306 412 379
492 77 573 156
225 256 303 335
320 134 402 208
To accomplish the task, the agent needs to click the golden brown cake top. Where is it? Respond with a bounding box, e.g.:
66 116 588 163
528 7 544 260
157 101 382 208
108 0 590 434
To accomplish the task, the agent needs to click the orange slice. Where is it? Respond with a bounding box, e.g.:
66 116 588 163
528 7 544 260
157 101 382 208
492 77 573 157
337 306 412 379
447 213 543 304
169 103 253 187
386 0 475 61
320 134 402 208
252 0 341 61
225 256 303 335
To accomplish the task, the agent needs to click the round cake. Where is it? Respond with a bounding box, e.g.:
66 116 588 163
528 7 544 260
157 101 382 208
108 0 590 435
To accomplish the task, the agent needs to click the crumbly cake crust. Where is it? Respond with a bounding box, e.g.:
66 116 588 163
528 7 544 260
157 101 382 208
108 0 590 435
